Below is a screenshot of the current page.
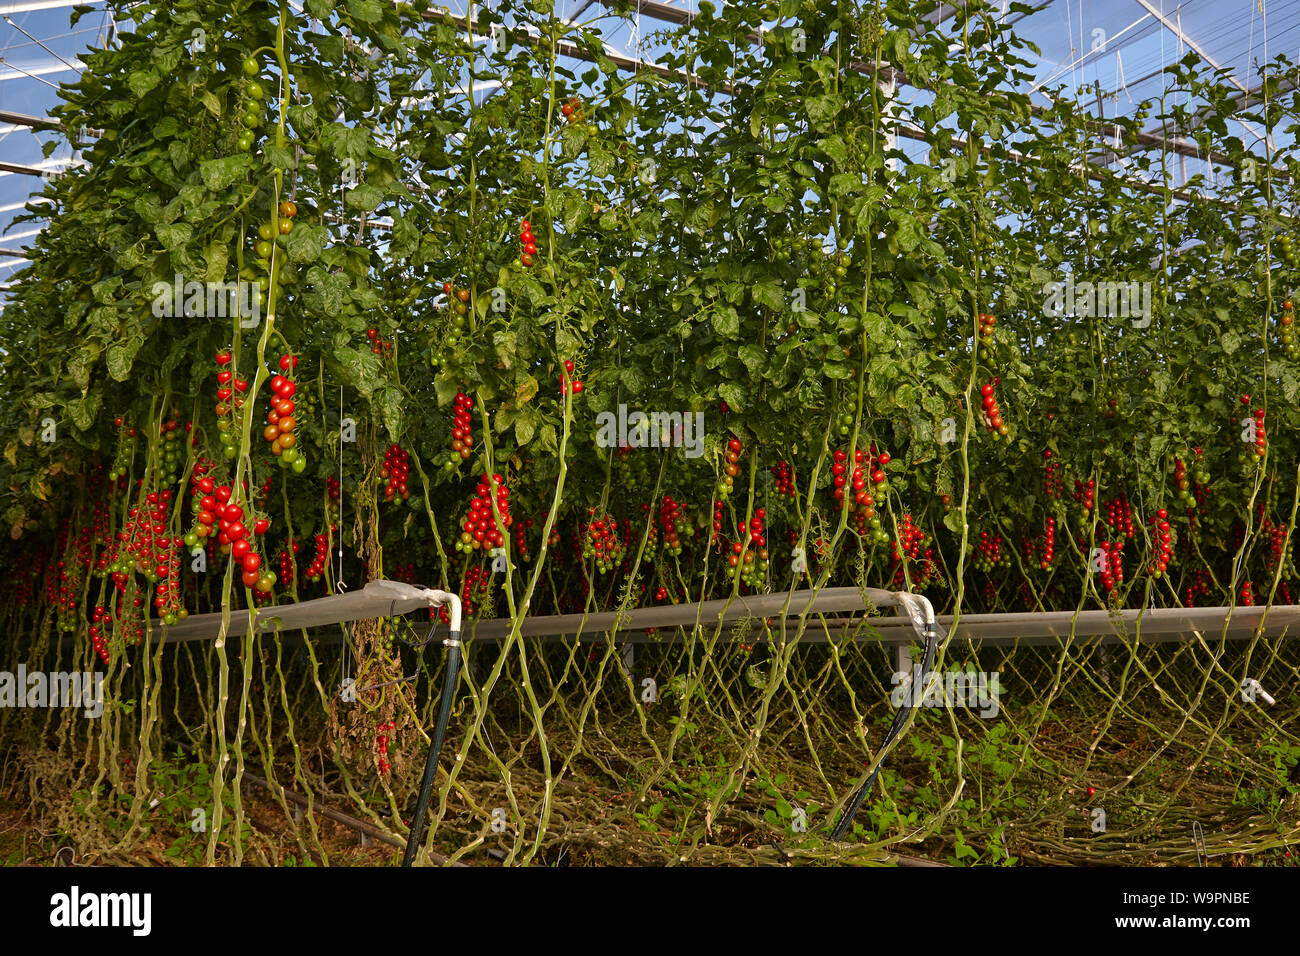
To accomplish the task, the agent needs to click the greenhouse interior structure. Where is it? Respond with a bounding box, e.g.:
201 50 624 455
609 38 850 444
1 0 1299 885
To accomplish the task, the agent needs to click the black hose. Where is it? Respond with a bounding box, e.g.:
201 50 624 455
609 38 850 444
829 623 939 842
401 636 461 867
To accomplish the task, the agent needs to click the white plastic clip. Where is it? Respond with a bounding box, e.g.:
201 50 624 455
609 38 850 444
1241 678 1276 705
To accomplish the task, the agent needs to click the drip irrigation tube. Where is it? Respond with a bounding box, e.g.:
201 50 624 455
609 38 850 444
402 589 462 867
830 592 944 843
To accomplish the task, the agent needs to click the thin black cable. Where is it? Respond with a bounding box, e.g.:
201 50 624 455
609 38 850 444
829 622 940 842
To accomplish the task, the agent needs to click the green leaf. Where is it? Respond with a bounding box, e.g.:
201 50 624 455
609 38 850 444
737 344 766 375
333 345 384 397
264 144 295 170
304 266 348 314
347 0 382 23
128 70 161 98
751 281 784 311
717 382 745 412
434 371 460 407
805 93 843 131
515 408 539 446
199 90 222 118
155 222 192 251
375 385 404 441
284 223 328 263
199 155 250 191
106 334 145 381
711 306 740 339
344 183 385 211
515 372 539 407
68 394 101 431
620 365 647 393
493 330 517 370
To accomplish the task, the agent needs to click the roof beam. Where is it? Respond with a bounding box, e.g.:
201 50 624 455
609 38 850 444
1132 0 1249 96
0 0 99 12
0 107 58 129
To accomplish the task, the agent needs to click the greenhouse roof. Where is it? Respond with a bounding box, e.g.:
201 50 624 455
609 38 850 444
1 0 1296 293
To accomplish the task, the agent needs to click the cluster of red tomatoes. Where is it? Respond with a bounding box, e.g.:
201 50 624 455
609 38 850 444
581 511 624 574
891 513 925 562
717 436 743 499
1262 517 1293 578
1148 510 1172 577
365 327 393 356
1096 541 1125 594
729 508 768 587
519 219 537 268
448 391 475 468
189 480 274 591
381 444 411 500
459 563 488 617
977 311 996 343
1279 298 1298 360
266 357 305 473
559 359 583 395
117 490 176 585
1037 516 1057 570
657 495 688 556
455 474 512 553
213 350 247 460
769 459 796 498
560 96 583 124
973 530 1010 572
89 605 112 664
1102 493 1136 540
980 380 1006 436
277 539 300 589
1073 477 1097 516
1042 449 1064 498
1245 397 1267 460
513 516 534 560
305 525 335 582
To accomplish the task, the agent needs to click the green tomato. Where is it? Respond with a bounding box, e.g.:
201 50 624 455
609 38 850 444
242 57 260 76
248 81 265 100
184 532 199 547
237 132 254 151
291 457 306 474
255 239 273 258
258 224 274 241
241 111 260 129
